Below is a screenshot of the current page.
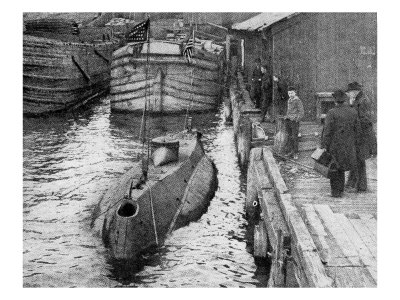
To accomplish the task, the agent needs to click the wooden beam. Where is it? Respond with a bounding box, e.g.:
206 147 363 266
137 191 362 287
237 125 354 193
348 218 377 259
254 221 268 258
94 48 110 63
302 204 331 264
358 214 377 240
290 242 311 287
254 159 273 190
194 29 225 41
314 205 362 266
262 147 288 194
206 22 229 31
302 205 357 267
71 55 91 82
325 266 376 287
335 213 377 284
259 189 289 249
262 147 332 287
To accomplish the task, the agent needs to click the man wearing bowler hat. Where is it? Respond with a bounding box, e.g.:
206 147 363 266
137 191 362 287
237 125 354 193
321 90 360 197
345 82 377 192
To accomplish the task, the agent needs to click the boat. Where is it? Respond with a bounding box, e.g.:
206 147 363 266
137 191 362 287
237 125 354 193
23 18 115 116
110 40 224 114
92 129 218 260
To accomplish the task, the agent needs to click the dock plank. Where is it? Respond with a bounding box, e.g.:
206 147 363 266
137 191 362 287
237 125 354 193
348 219 377 259
254 159 273 190
325 266 376 287
298 250 333 287
303 205 360 267
290 243 310 287
314 205 362 266
335 213 377 284
281 195 333 287
302 205 332 265
263 147 288 194
359 216 377 240
259 122 377 288
263 147 332 287
260 189 289 249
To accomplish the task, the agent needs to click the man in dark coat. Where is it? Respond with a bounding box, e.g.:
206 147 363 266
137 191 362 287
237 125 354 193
260 64 273 122
251 58 263 109
273 75 289 116
345 82 377 192
321 90 361 197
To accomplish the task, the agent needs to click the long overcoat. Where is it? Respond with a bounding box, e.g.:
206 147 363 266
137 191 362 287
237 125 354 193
352 91 377 160
321 103 361 171
251 66 262 99
261 74 273 107
276 79 288 115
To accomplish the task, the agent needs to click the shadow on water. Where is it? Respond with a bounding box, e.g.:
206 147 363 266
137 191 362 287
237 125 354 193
105 246 173 286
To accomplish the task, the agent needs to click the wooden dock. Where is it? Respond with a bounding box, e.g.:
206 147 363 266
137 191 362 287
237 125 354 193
229 72 377 287
248 147 377 287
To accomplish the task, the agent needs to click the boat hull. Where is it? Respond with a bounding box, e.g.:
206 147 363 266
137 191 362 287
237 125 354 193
23 34 114 116
110 41 223 114
92 131 217 260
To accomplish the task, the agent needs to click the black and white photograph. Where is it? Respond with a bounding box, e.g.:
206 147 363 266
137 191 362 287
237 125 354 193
4 0 398 293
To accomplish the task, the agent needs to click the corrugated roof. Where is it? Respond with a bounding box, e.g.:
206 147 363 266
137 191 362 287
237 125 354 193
232 12 294 31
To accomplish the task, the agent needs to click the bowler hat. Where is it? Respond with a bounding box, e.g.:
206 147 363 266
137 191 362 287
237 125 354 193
287 86 296 91
332 89 347 102
346 81 362 92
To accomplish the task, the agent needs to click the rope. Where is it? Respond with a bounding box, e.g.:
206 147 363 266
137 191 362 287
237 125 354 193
145 182 159 246
139 23 152 178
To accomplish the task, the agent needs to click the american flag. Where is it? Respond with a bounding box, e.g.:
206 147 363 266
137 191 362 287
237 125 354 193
183 29 194 63
127 18 150 42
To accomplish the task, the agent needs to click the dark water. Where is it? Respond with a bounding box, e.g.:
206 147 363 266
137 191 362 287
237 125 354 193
23 97 268 287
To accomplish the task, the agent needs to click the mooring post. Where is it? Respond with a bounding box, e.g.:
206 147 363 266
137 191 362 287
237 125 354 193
273 116 288 155
238 117 252 168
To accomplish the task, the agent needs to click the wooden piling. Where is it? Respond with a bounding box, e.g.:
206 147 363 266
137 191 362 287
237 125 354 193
273 116 288 155
230 71 262 168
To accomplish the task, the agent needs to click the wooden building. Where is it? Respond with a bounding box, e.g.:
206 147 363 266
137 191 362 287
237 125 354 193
232 13 377 121
231 13 292 84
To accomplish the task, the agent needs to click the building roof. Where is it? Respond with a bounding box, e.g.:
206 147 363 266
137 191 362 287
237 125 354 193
23 12 101 25
232 12 295 31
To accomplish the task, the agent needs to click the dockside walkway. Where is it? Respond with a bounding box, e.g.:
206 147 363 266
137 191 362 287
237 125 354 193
229 72 377 287
277 122 377 287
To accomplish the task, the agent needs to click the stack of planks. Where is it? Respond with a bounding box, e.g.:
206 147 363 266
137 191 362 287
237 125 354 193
300 204 377 287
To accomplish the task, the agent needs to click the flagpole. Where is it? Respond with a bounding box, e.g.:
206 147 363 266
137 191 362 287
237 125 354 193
145 17 151 176
184 26 195 131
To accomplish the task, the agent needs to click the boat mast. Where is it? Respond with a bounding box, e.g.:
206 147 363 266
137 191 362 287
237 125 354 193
184 26 195 131
140 16 151 181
